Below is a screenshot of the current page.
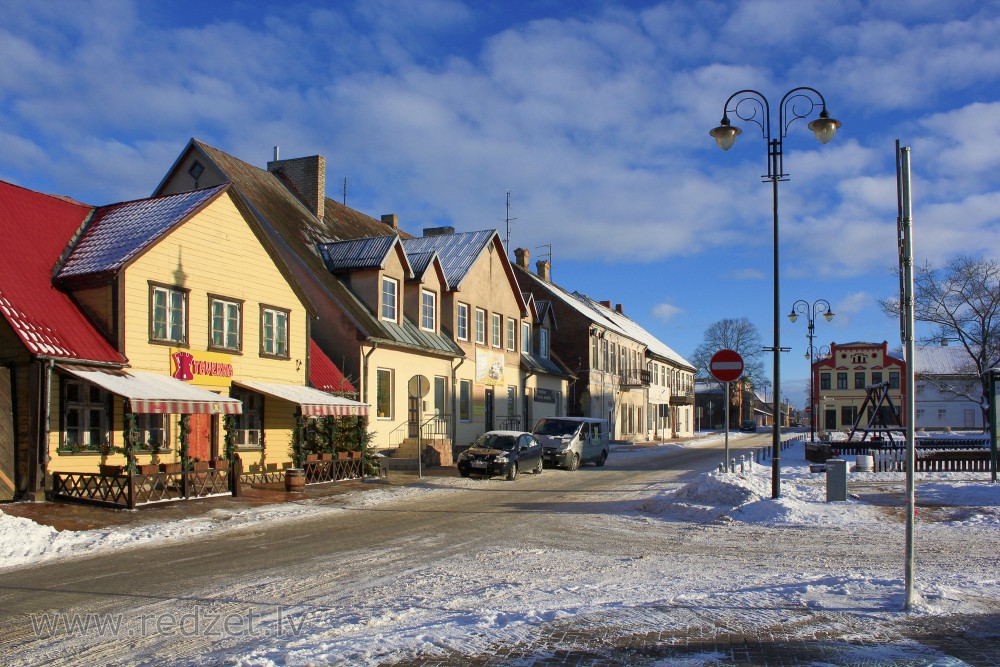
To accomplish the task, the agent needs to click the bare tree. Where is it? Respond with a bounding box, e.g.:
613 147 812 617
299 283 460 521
691 318 767 384
881 256 1000 429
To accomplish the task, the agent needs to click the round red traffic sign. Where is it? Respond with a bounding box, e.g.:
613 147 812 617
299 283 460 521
710 349 744 383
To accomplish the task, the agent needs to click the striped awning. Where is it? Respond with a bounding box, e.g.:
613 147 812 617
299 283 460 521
233 380 369 417
57 366 242 415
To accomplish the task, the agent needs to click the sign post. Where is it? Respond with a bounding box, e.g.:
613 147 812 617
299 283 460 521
408 375 430 479
710 349 745 472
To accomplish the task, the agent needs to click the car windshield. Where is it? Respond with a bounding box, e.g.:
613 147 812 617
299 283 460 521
533 419 581 437
474 434 517 451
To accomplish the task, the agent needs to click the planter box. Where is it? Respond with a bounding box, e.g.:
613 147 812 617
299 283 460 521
319 453 334 461
337 451 349 460
210 458 228 469
191 461 210 471
138 464 160 475
306 454 319 462
99 464 124 476
159 463 182 473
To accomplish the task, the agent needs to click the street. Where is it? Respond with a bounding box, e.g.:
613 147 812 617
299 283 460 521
2 434 998 666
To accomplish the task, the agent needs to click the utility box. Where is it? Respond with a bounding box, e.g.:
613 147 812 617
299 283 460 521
826 458 847 502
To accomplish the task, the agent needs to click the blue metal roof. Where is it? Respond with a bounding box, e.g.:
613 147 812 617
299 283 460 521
58 185 227 279
318 236 398 272
401 230 495 288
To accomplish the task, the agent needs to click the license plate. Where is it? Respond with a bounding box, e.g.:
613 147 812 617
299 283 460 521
470 460 487 468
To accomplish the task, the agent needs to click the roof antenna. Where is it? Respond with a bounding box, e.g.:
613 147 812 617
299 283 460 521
536 243 551 265
343 177 347 206
503 190 517 256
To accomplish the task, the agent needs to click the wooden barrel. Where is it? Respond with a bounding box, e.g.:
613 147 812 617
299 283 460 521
284 468 306 492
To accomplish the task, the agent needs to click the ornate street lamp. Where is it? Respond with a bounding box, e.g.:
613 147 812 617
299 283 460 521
710 88 841 499
789 299 835 443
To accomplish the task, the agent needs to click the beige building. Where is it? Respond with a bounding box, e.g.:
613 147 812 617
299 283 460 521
813 341 906 433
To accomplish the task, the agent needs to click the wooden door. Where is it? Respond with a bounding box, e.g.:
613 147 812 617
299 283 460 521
0 368 15 500
188 413 212 461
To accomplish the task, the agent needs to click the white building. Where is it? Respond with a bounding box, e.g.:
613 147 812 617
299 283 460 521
914 343 983 430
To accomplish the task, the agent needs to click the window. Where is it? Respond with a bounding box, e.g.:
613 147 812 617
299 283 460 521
507 386 517 421
841 405 857 426
610 343 617 373
837 372 848 390
150 284 188 344
820 373 831 390
376 369 393 419
506 318 516 352
420 290 436 331
854 372 866 389
209 296 242 352
475 308 486 344
916 408 925 420
457 303 469 341
492 313 502 347
61 379 110 452
889 372 900 389
937 408 947 421
459 380 472 422
136 414 169 452
872 372 883 385
260 306 289 358
522 322 531 354
381 277 398 322
540 328 549 358
230 387 263 448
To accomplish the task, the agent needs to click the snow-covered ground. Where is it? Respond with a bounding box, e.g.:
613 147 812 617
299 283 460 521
3 434 999 666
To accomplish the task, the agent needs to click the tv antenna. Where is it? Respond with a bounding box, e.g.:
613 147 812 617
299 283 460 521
536 243 551 274
503 190 517 256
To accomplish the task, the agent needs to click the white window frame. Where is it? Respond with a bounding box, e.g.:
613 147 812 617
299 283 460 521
151 284 188 344
381 277 398 322
521 321 531 354
491 313 502 348
475 308 486 345
457 303 469 341
506 318 516 352
459 379 472 422
209 296 242 352
420 289 436 332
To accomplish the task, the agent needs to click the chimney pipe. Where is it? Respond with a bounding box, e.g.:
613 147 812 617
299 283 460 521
536 259 550 282
600 300 612 309
615 304 623 314
273 146 279 162
267 154 326 221
381 214 399 231
514 247 530 269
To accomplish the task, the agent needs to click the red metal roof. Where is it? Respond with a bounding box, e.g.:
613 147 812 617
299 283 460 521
309 339 357 396
0 180 125 363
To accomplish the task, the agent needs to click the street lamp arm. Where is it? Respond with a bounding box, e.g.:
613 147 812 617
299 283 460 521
719 89 771 141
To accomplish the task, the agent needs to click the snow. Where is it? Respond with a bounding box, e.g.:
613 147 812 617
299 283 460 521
3 433 999 665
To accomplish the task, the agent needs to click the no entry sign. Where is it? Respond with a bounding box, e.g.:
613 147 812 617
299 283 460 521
710 349 744 383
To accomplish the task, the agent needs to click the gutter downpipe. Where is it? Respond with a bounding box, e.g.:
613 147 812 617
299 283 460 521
522 367 534 429
362 343 378 475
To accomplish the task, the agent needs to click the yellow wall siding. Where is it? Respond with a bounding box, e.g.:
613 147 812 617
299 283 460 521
121 193 307 383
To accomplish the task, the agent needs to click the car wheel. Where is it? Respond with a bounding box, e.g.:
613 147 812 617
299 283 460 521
596 450 607 467
568 452 580 471
533 457 543 474
460 471 471 478
506 462 518 481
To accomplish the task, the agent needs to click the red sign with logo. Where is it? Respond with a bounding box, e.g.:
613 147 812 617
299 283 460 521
710 349 744 383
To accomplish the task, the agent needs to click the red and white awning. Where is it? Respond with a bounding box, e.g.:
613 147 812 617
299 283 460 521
57 366 242 415
233 380 369 417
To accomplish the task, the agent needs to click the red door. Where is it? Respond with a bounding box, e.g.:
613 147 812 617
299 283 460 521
188 414 212 461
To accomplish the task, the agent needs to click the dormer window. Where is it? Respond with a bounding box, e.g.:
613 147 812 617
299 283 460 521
540 328 549 358
521 321 531 354
381 277 398 322
421 290 436 331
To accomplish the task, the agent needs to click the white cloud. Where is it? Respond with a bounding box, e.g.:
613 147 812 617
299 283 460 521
651 302 683 322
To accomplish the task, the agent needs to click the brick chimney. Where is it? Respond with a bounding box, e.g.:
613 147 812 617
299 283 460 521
600 300 612 309
615 304 624 314
514 247 530 269
423 226 455 237
536 259 550 282
267 152 326 220
381 214 399 231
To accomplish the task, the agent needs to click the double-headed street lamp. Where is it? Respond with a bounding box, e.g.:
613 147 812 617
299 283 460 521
710 88 841 499
789 299 834 443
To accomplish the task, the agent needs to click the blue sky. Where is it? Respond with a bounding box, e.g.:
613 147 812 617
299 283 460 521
3 0 1000 408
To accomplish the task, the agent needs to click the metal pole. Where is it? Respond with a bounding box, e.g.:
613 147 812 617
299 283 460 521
808 324 815 442
771 139 782 499
899 143 916 610
724 381 730 470
989 370 998 483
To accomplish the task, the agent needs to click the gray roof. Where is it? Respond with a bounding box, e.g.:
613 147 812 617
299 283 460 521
318 236 403 273
59 185 227 279
401 230 496 288
521 352 574 378
406 250 440 283
914 344 978 376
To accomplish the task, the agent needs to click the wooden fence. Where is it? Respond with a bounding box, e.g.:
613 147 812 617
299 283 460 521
51 464 236 510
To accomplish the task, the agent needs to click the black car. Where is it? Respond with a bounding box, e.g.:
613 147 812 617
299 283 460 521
456 430 543 480
739 420 758 432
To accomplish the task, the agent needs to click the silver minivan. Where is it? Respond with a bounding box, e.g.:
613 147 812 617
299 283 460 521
532 417 609 470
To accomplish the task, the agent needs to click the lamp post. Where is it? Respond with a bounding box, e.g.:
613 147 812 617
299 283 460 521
789 299 834 442
711 88 841 499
